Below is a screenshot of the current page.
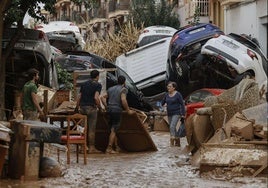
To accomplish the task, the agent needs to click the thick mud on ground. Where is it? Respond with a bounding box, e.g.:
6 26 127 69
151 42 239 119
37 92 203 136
0 131 267 188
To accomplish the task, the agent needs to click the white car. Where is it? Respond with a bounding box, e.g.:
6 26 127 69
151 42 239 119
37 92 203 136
35 21 85 50
201 33 267 92
137 25 177 47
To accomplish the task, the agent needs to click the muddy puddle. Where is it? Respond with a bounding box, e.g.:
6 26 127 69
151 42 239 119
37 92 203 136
0 131 267 188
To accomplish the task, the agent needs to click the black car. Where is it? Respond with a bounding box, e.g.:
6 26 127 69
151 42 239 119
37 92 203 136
55 51 153 112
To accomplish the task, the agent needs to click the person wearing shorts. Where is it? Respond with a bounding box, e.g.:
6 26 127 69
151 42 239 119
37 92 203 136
101 75 132 154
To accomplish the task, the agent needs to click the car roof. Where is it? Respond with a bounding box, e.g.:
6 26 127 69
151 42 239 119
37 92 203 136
172 23 224 46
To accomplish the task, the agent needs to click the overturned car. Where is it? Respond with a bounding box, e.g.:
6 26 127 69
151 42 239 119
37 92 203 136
200 33 267 92
166 23 224 97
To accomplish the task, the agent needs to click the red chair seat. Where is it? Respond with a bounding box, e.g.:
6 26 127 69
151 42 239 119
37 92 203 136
61 135 85 141
57 113 87 164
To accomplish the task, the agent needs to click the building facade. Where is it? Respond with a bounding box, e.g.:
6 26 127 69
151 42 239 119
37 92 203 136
219 0 267 56
48 0 131 41
41 0 267 55
178 0 267 56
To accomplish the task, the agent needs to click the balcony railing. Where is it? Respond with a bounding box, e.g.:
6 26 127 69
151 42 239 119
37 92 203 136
186 0 209 18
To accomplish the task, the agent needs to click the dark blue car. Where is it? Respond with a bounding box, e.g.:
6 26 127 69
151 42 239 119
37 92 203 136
166 23 224 97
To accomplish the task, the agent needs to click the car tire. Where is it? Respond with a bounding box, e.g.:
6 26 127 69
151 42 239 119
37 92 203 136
175 60 189 81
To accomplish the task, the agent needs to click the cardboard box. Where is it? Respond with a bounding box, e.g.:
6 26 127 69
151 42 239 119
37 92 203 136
37 85 57 112
230 114 254 140
154 116 169 131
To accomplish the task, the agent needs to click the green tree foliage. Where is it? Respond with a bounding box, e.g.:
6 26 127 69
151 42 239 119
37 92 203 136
55 63 73 90
4 0 56 28
188 6 200 25
129 0 180 29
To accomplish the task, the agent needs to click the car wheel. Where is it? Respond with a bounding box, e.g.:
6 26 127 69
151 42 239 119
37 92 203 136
175 60 189 80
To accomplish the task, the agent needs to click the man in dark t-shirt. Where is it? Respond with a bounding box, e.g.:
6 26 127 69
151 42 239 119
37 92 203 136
76 70 102 153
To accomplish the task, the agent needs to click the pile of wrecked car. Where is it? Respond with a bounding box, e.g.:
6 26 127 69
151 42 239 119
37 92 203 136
1 21 267 179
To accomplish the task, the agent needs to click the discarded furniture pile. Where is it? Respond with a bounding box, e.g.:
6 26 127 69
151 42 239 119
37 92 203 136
185 78 267 178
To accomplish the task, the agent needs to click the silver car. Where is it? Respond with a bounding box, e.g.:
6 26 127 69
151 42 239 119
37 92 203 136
2 28 59 89
2 28 59 112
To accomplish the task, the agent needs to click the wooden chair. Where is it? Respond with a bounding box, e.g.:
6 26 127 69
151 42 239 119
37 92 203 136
60 113 88 164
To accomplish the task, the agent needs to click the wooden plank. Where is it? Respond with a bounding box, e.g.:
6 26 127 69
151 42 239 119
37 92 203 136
234 141 268 145
252 160 268 177
95 111 157 152
43 90 48 116
202 143 268 150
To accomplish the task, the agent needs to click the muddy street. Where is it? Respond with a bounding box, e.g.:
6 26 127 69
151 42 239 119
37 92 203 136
0 131 267 188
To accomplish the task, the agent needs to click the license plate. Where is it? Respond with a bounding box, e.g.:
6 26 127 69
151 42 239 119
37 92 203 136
222 40 238 49
14 42 25 48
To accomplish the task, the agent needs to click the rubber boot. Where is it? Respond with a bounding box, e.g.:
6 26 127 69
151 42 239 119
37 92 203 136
174 138 181 147
170 138 175 147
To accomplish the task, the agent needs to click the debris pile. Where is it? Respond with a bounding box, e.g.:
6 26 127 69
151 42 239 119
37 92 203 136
185 78 267 178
